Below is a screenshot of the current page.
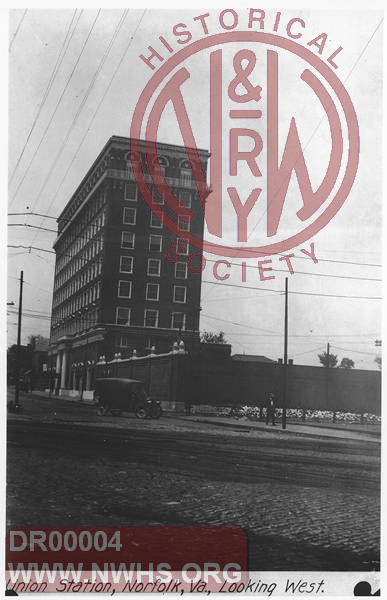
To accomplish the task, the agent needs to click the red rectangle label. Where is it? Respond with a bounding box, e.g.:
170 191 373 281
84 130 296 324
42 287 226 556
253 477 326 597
6 526 247 592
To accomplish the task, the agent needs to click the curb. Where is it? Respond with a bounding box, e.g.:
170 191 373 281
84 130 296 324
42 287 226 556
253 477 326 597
175 416 381 442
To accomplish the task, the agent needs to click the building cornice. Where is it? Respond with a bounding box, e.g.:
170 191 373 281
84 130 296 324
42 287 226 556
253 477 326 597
56 136 210 229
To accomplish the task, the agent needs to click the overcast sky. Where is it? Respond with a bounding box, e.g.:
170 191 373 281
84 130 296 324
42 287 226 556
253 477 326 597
7 7 383 369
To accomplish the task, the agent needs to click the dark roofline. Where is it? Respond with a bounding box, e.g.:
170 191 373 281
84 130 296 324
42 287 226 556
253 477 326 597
231 354 276 362
56 135 210 221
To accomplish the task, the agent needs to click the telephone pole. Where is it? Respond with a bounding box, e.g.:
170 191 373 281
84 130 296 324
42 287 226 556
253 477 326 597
13 270 24 411
326 341 330 416
282 277 288 430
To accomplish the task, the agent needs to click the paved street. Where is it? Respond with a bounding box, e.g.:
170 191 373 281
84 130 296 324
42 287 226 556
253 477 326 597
7 391 380 571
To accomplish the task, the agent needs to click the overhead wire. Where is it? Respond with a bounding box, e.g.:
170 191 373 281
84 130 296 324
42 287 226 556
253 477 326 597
202 279 381 300
25 8 146 253
248 16 384 238
7 241 382 300
7 223 383 282
199 16 383 304
9 8 93 207
27 9 128 229
9 9 27 52
50 9 147 209
9 9 79 185
330 345 381 357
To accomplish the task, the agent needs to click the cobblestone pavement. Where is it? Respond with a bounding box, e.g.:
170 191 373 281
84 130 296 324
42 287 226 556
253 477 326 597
7 418 380 571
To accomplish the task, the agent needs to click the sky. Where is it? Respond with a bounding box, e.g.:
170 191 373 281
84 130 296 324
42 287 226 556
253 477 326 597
6 7 383 370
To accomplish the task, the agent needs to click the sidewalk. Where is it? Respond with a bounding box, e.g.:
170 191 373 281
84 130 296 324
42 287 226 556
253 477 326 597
27 390 380 443
29 389 96 405
175 415 381 443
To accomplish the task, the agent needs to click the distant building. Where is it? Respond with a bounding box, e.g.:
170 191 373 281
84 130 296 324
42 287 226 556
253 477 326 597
231 354 276 363
48 136 210 394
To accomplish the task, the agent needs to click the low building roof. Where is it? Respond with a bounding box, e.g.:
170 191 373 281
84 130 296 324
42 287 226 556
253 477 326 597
231 354 275 363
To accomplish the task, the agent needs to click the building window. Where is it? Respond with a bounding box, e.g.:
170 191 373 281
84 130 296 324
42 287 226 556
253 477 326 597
125 182 137 201
144 309 159 328
181 169 192 187
149 234 162 252
123 207 136 225
116 307 131 325
152 155 169 176
150 211 163 228
178 214 190 231
118 280 132 298
147 258 161 276
175 239 189 255
121 231 135 249
175 262 187 279
180 191 191 208
127 164 134 179
146 283 160 301
171 312 186 330
118 335 131 347
151 190 165 206
173 285 186 303
158 155 169 169
120 255 133 274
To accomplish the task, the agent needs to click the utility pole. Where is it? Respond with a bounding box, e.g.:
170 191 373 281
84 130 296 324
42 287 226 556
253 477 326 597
326 341 331 419
13 270 24 411
282 277 288 430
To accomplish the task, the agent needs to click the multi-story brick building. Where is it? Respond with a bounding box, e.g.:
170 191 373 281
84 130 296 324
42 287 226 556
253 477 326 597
49 136 210 394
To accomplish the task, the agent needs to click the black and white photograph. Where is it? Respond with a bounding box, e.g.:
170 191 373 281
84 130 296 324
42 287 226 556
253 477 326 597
6 6 382 596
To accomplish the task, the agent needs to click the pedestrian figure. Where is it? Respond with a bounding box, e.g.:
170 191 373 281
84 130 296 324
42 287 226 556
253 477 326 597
266 393 276 425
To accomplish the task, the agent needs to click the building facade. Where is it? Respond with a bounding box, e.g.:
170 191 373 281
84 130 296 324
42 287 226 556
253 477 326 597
48 136 210 395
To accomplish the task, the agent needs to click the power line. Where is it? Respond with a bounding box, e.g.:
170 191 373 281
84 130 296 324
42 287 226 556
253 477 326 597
9 223 58 232
9 10 79 185
204 255 382 282
8 245 55 254
9 9 27 52
28 10 129 227
7 243 382 299
13 214 381 269
9 212 58 220
8 275 52 294
331 345 380 357
218 331 379 340
202 279 381 300
247 16 384 240
201 312 280 334
8 223 382 281
199 15 383 309
9 8 93 207
291 346 326 358
47 9 147 213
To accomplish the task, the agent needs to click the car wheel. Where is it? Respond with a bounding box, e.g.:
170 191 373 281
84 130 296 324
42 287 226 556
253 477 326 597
149 405 162 419
97 405 108 416
135 406 148 419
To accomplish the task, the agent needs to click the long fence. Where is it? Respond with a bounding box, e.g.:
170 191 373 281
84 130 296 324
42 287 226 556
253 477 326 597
94 353 381 415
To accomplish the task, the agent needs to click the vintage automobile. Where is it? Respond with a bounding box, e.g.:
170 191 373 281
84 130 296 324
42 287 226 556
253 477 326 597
94 377 162 419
